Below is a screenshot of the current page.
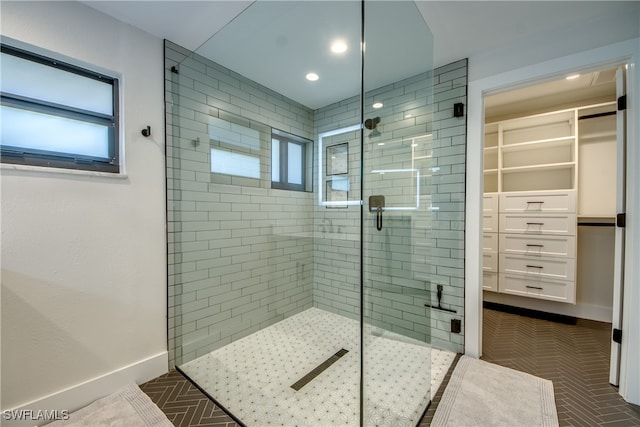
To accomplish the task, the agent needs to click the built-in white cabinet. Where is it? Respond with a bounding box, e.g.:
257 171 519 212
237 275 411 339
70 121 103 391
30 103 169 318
482 106 582 304
497 190 577 303
482 193 499 292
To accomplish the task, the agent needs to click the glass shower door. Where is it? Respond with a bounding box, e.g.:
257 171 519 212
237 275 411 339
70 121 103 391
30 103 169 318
166 1 455 425
361 2 437 425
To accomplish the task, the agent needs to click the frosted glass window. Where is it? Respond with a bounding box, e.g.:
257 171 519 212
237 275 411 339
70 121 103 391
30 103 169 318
1 106 109 158
0 44 119 173
288 142 303 185
272 139 280 182
211 148 260 179
1 52 113 115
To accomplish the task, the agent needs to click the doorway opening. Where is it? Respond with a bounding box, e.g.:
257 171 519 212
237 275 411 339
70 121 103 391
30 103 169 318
478 63 633 418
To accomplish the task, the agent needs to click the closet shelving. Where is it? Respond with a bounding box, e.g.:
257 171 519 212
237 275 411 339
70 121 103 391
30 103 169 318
483 123 499 193
482 107 580 303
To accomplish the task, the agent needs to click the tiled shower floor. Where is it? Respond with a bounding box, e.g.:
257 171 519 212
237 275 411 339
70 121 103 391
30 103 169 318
180 307 455 427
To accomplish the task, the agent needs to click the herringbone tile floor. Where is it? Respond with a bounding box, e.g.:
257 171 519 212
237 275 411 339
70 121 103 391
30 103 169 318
482 308 640 427
141 308 640 426
140 370 240 427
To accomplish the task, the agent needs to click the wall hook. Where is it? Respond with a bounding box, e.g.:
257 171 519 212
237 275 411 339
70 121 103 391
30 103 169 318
141 126 151 137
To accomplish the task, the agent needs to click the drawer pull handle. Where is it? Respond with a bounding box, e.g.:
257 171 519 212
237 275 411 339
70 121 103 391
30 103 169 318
526 244 544 248
525 285 543 290
526 222 544 226
526 265 544 269
526 201 545 204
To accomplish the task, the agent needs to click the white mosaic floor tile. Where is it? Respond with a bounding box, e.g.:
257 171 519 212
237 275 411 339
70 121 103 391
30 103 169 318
181 308 455 427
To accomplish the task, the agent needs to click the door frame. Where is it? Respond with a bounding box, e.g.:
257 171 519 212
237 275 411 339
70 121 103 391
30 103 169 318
464 37 640 404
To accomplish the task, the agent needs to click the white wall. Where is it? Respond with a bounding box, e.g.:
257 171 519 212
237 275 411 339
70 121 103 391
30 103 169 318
0 0 167 417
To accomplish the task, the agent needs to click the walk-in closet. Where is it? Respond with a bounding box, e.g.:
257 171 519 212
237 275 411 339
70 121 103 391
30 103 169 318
481 65 625 374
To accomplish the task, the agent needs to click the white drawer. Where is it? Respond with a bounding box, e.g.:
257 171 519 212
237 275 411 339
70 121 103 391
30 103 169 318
483 251 498 272
483 214 499 232
483 193 499 213
483 271 498 292
483 233 498 252
499 234 576 258
500 253 575 281
500 214 576 236
499 273 575 303
500 191 576 213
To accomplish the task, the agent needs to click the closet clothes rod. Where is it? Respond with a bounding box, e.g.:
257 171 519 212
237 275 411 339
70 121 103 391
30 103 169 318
578 111 616 120
577 222 615 227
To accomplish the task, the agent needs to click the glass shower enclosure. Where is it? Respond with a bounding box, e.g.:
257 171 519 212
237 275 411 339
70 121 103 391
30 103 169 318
165 1 459 425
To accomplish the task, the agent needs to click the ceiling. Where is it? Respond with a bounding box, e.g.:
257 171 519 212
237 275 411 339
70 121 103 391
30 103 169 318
485 66 619 121
82 1 638 110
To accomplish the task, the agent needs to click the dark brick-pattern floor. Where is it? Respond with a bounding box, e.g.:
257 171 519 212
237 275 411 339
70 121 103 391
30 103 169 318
482 308 640 427
140 370 240 427
141 308 640 426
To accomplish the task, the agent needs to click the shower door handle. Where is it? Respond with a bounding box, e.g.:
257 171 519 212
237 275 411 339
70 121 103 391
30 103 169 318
369 195 385 231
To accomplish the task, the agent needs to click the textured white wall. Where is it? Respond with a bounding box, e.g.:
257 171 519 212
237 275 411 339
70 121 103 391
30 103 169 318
1 1 166 410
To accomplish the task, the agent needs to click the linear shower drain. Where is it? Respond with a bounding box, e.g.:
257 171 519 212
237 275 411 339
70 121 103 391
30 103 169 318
290 348 349 391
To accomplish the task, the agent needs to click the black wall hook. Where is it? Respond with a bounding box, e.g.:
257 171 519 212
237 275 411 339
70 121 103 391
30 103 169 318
141 126 151 137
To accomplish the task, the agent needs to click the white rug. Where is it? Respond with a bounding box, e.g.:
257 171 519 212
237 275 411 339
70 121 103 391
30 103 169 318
45 383 172 427
432 356 559 427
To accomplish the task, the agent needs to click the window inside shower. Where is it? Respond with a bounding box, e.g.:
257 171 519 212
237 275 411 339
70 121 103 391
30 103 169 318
165 2 467 426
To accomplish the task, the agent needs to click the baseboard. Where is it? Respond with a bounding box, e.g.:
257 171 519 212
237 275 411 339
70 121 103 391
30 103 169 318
483 292 613 323
2 351 168 427
484 301 577 324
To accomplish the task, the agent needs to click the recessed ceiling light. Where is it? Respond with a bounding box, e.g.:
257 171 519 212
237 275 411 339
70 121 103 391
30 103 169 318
306 72 319 81
372 102 383 109
566 74 580 80
331 40 348 54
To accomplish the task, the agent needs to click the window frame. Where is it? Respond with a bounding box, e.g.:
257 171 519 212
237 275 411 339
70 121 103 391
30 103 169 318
0 44 120 173
271 130 310 192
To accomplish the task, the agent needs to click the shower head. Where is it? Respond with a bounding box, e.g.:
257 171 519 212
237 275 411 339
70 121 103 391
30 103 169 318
365 117 381 138
364 117 380 130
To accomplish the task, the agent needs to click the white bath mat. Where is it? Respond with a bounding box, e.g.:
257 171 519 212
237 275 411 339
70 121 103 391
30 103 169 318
45 383 172 427
432 355 558 427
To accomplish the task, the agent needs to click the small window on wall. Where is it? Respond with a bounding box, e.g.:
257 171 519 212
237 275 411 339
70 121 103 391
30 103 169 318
271 129 312 192
0 44 119 173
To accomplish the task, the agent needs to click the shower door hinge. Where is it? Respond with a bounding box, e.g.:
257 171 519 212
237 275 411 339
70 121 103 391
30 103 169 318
613 328 622 344
617 95 626 111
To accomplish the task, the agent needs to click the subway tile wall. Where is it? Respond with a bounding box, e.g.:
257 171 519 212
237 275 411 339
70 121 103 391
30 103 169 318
313 59 468 353
166 37 467 366
165 41 315 366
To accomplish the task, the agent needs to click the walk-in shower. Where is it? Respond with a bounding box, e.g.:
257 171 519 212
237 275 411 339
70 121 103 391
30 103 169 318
165 2 467 425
